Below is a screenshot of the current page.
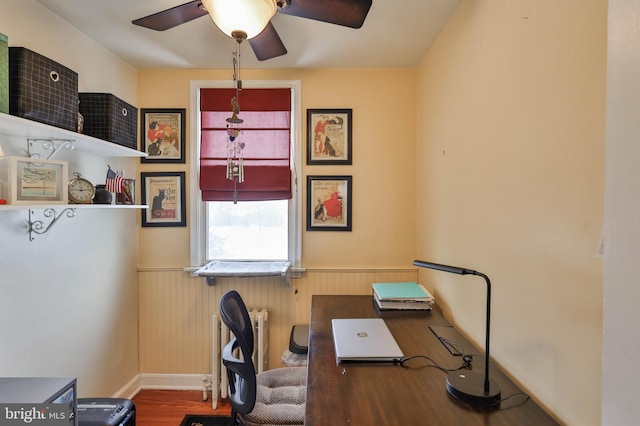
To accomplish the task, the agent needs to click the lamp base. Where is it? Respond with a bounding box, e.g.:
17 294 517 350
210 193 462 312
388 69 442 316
446 370 501 406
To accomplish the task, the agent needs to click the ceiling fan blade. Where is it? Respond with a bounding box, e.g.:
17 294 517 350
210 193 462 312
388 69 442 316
132 1 208 31
279 0 372 29
248 22 288 61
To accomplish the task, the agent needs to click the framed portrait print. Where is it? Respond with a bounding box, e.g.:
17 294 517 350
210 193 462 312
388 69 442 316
307 175 352 231
307 109 352 165
8 156 68 205
141 172 186 227
140 108 186 163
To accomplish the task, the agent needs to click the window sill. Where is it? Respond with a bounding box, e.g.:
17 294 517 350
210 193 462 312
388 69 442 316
192 260 292 287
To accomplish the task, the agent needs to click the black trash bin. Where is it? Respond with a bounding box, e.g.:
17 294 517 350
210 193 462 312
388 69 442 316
281 324 309 366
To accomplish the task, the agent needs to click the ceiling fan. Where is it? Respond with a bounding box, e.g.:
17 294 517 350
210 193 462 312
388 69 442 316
132 0 373 61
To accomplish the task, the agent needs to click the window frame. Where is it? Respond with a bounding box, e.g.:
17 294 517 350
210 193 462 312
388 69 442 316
188 80 302 268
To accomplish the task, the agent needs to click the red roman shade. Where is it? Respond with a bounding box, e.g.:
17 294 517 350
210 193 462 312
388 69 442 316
199 88 292 201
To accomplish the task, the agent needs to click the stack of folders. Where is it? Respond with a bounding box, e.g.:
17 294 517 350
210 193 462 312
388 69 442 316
372 282 435 311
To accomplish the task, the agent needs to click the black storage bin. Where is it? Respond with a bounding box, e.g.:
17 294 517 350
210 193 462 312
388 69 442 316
77 398 135 426
8 47 78 131
79 92 138 149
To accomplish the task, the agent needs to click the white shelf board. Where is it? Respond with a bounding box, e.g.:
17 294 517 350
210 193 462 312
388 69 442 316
0 112 146 158
0 204 148 211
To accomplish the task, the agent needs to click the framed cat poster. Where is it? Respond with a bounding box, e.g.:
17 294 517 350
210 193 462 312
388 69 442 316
141 171 186 227
140 108 186 163
307 109 352 165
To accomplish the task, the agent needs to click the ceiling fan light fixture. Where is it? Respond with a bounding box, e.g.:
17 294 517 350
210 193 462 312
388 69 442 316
202 0 277 40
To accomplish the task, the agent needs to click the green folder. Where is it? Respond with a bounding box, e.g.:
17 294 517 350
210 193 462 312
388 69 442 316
372 282 431 300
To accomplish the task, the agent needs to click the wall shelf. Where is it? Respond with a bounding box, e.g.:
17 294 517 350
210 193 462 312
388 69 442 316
0 204 148 211
0 112 148 240
0 112 146 158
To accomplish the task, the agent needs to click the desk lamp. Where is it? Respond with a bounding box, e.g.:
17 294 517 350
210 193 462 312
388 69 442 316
413 260 501 406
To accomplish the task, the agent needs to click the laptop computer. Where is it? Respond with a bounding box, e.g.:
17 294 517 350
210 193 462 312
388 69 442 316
332 318 404 363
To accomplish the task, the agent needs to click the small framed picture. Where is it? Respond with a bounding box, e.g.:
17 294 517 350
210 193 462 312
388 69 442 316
140 108 186 163
7 156 68 205
307 109 352 165
141 172 186 227
116 179 136 205
307 175 352 231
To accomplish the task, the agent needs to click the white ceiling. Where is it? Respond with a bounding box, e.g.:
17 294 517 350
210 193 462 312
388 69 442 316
34 0 460 70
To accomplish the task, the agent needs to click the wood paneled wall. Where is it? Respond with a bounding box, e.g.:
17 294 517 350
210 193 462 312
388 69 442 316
138 268 417 373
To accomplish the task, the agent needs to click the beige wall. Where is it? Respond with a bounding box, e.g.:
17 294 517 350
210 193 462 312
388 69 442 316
416 1 606 425
136 67 419 369
137 68 417 268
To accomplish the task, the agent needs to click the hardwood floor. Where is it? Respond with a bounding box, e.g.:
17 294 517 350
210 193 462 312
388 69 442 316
132 389 232 426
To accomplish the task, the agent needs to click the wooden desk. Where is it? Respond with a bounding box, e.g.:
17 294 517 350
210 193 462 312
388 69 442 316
305 295 559 425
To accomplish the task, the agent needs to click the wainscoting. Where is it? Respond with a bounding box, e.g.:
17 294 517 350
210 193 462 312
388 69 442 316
138 268 417 374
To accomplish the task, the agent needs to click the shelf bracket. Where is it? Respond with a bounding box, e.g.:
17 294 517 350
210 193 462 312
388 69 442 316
27 138 76 160
28 208 77 241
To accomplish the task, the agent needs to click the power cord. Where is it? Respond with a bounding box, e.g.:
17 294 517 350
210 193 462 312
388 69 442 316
398 334 532 409
397 337 474 372
397 353 473 372
498 392 531 408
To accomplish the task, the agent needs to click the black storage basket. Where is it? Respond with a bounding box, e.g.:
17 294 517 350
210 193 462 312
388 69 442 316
79 92 138 149
8 47 78 131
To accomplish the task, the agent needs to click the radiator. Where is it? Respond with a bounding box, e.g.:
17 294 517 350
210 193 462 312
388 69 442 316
211 308 269 409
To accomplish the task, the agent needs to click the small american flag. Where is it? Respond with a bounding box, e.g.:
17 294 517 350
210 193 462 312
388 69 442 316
106 167 123 193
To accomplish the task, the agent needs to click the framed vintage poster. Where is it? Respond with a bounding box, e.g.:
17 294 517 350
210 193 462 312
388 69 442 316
307 175 352 231
141 172 186 227
307 109 352 165
7 156 68 205
140 108 186 163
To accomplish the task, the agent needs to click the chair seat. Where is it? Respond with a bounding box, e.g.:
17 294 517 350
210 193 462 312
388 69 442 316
241 367 306 426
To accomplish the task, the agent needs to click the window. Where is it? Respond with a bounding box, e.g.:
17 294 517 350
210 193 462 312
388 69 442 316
207 200 288 260
188 80 301 267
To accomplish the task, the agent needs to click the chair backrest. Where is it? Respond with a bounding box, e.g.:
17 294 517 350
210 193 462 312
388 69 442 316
219 290 257 415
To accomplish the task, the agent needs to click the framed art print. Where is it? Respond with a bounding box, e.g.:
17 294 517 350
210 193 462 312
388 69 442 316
307 175 352 231
140 108 186 163
141 172 186 227
8 156 68 205
307 109 352 165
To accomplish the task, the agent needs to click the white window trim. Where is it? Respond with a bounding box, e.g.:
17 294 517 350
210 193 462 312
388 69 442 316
188 80 302 269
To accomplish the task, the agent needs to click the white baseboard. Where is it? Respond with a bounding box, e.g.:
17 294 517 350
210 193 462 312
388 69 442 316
111 374 211 400
112 375 142 400
140 373 211 390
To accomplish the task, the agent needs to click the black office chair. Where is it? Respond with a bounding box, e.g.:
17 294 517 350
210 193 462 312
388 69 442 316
219 290 306 426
